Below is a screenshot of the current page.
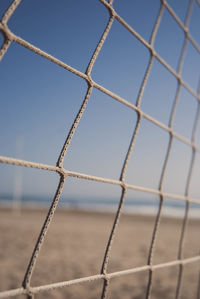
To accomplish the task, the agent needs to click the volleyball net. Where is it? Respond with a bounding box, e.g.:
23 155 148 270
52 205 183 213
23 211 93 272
0 0 200 298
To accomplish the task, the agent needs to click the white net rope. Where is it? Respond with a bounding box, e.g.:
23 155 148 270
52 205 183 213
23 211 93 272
0 0 200 298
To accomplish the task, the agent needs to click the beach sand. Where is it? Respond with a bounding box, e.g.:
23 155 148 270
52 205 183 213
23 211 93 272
0 207 200 298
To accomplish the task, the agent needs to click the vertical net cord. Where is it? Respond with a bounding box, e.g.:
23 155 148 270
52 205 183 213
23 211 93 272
0 35 11 60
145 1 195 298
0 0 21 60
0 0 200 298
21 176 66 294
21 7 116 299
56 7 115 167
175 77 200 299
174 1 199 297
100 3 166 298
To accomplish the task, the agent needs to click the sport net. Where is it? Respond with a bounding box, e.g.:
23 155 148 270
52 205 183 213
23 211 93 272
0 0 200 298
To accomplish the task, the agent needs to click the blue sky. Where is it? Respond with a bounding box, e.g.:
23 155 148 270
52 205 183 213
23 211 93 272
0 0 200 203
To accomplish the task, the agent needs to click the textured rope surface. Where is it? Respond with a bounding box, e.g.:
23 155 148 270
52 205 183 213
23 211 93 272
0 0 200 298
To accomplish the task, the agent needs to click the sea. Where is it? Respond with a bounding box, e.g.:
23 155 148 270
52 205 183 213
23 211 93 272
1 194 200 219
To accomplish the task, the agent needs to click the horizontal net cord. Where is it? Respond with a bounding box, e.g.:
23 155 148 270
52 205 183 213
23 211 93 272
0 32 199 152
1 30 200 154
0 156 58 172
1 155 200 205
0 25 88 82
31 254 200 291
0 59 199 146
94 80 200 148
1 3 200 101
5 21 200 103
2 21 200 110
0 255 199 299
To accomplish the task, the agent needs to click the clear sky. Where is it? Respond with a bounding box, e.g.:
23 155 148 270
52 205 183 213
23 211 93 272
0 0 200 203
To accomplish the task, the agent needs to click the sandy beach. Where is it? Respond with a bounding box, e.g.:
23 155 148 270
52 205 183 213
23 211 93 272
0 207 200 299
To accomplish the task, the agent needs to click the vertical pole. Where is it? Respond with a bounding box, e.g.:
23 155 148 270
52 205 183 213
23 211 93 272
13 136 24 214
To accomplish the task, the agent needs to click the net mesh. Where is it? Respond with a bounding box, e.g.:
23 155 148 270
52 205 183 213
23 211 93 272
0 0 200 298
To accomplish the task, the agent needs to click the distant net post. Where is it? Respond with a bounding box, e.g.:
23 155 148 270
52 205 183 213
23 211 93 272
12 136 24 214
